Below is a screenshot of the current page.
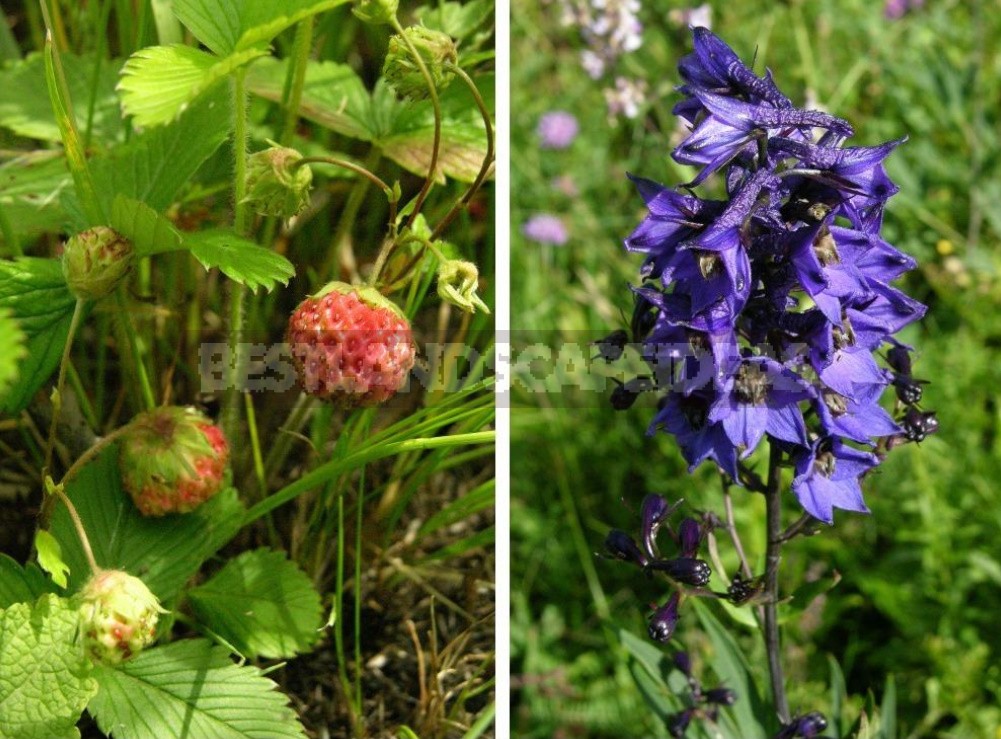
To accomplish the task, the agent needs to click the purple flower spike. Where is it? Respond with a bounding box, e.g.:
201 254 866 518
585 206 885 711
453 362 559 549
648 592 681 642
617 26 925 524
704 687 737 706
647 557 711 587
677 517 702 558
774 711 829 739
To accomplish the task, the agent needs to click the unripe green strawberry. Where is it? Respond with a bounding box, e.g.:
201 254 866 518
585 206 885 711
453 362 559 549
383 26 458 101
78 569 164 664
119 406 229 516
286 282 416 406
352 0 398 24
243 145 313 218
62 226 134 300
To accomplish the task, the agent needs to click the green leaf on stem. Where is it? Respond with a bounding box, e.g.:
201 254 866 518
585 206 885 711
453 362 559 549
0 308 26 395
118 44 266 127
691 598 771 736
88 639 307 739
50 446 244 602
188 548 324 659
0 154 73 240
618 629 681 724
828 653 847 738
246 57 374 142
0 594 98 739
187 229 295 292
110 196 183 256
172 0 347 57
0 555 58 609
0 258 77 416
0 52 122 144
416 0 494 41
34 529 70 588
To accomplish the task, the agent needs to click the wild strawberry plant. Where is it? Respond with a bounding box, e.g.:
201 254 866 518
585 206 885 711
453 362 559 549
0 1 495 737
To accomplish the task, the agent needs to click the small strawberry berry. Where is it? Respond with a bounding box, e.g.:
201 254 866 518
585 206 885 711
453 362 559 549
119 406 229 516
78 569 165 664
286 282 416 406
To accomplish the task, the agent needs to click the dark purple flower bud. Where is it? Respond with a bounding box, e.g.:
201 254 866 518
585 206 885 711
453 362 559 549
604 529 649 567
610 376 655 410
677 517 702 558
901 407 939 442
648 592 681 642
774 711 828 739
892 374 925 405
672 650 692 677
631 290 658 342
594 330 629 362
727 573 766 605
704 687 737 706
647 557 712 587
640 494 676 558
885 344 913 375
667 708 693 738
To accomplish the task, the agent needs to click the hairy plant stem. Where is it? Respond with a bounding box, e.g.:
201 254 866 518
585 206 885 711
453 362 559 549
52 483 100 574
430 64 494 242
390 17 442 231
42 298 84 477
222 68 250 444
764 442 790 724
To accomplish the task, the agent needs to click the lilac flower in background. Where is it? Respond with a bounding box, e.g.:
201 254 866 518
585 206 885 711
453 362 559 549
522 213 569 245
606 27 931 525
558 0 643 97
603 76 648 119
537 111 579 149
669 4 712 31
885 0 924 20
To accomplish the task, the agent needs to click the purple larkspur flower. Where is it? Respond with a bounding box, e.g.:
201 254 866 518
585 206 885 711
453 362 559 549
522 214 569 245
614 27 930 525
537 111 579 149
648 591 681 642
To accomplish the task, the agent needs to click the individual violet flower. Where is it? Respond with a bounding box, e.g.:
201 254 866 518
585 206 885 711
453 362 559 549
522 214 569 245
537 111 579 149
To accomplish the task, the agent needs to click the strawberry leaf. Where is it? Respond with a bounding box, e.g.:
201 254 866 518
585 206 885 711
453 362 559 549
187 229 295 293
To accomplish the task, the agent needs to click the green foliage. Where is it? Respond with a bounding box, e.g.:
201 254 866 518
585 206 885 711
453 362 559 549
188 548 324 659
109 197 183 257
0 52 122 144
0 595 98 739
0 258 76 415
0 308 26 394
34 529 71 588
0 556 57 609
88 639 307 739
186 229 296 292
50 447 243 602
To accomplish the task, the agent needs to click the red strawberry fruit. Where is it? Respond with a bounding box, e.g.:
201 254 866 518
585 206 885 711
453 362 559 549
286 281 416 406
119 406 229 516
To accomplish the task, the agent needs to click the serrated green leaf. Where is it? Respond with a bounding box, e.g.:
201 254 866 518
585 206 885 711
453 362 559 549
118 44 266 127
86 88 231 222
0 258 77 417
0 52 122 144
0 594 98 739
173 0 345 57
0 556 58 609
187 229 295 292
110 196 183 256
34 529 70 588
50 447 244 603
691 599 771 736
246 57 373 142
0 309 26 394
0 154 73 239
417 0 493 40
88 639 307 739
377 74 494 183
188 549 323 659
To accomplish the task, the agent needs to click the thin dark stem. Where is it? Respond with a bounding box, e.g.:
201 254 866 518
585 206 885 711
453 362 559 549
763 442 790 724
776 512 817 544
53 484 99 574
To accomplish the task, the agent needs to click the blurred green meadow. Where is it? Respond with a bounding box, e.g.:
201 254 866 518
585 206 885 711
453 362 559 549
510 1 1001 737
